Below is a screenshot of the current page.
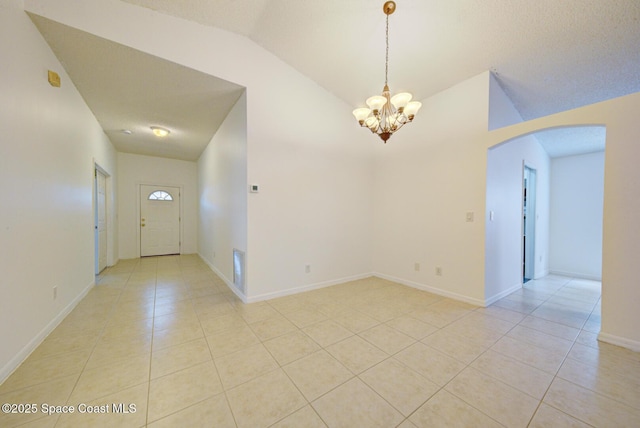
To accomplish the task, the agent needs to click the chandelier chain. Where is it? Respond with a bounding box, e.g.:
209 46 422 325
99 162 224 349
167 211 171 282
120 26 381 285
385 13 389 86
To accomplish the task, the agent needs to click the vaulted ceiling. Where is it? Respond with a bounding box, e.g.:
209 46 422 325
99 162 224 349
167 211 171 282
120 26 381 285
29 0 640 160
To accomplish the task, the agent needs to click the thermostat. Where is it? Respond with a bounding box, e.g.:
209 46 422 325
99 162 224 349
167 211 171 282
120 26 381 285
250 184 259 193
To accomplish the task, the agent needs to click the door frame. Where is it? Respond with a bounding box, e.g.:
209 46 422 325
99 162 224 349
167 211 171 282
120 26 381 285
137 183 184 257
94 162 111 274
522 163 537 283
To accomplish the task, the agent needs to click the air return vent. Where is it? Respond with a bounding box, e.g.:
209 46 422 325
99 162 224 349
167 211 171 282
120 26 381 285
233 249 245 294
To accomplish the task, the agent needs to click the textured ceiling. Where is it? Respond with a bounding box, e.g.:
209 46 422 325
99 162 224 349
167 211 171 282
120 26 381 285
31 1 640 159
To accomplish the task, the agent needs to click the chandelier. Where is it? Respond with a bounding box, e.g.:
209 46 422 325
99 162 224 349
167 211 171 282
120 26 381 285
352 1 421 143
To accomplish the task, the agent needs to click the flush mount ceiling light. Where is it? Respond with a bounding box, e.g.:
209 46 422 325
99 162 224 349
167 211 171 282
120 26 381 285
352 1 422 143
150 126 170 137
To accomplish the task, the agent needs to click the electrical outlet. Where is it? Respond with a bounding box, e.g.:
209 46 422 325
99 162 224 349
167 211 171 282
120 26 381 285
53 286 58 300
414 262 420 271
305 264 311 274
435 267 442 276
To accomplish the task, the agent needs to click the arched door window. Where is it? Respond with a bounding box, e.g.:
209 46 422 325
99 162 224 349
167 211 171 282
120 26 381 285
148 190 173 201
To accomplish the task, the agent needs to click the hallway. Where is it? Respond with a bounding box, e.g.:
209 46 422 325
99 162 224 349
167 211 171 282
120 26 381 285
0 255 638 427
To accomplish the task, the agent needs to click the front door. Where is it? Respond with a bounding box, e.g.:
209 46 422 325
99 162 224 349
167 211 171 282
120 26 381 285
140 185 181 257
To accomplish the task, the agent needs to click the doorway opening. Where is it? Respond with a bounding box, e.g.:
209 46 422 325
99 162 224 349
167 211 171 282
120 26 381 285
94 165 109 275
523 165 537 283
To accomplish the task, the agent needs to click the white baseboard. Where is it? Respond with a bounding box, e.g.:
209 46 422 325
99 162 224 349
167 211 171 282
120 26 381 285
198 253 247 303
0 280 95 384
373 272 485 307
245 273 373 303
598 332 640 352
485 282 523 307
549 269 602 281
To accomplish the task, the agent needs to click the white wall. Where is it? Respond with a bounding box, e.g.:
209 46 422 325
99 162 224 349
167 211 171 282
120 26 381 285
485 136 550 301
118 152 198 259
372 73 491 305
23 0 640 351
0 0 117 382
549 151 604 279
198 92 248 294
485 75 551 302
27 0 375 299
486 92 640 351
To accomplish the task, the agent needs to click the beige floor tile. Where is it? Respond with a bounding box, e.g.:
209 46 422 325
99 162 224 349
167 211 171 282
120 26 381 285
85 333 152 370
312 378 404 428
10 415 60 427
152 323 204 351
302 320 353 347
4 258 620 428
394 342 466 386
235 303 280 324
507 324 574 354
150 337 212 379
518 314 581 341
421 329 490 364
28 329 100 360
325 335 388 374
0 348 91 393
452 311 517 335
529 403 592 427
226 369 306 428
152 311 200 332
215 343 278 390
544 377 640 427
101 317 154 340
248 315 297 341
332 310 380 333
147 393 236 428
205 325 260 358
476 305 526 323
476 351 553 400
283 350 353 401
567 342 640 380
530 304 588 329
409 390 503 428
470 350 554 399
68 354 149 403
263 330 321 366
199 313 247 336
360 358 439 417
147 360 223 423
492 296 541 314
557 356 640 410
445 367 539 427
55 382 148 428
491 335 567 374
359 323 415 354
0 375 77 427
270 405 327 428
153 299 197 318
283 308 328 328
385 315 438 340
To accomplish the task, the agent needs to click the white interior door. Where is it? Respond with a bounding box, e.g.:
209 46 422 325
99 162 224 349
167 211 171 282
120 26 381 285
140 185 181 257
95 169 107 273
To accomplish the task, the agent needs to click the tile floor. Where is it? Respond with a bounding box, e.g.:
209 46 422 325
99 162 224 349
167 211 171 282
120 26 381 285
1 255 639 427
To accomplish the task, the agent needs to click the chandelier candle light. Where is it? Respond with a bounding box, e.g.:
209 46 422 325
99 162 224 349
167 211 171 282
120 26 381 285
353 1 421 143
